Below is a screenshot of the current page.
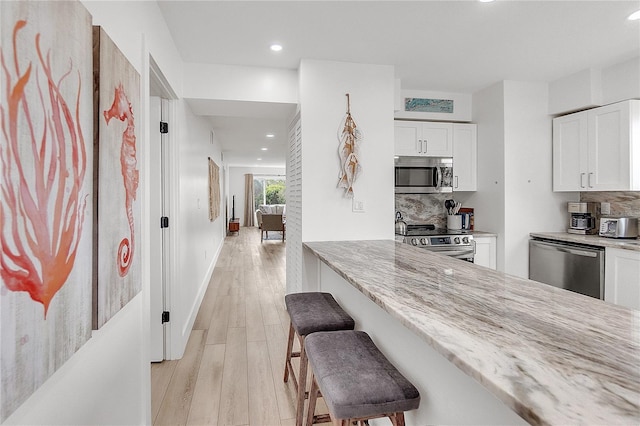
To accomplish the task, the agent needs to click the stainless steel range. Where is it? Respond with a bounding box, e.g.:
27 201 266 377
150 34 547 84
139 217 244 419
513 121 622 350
396 224 475 262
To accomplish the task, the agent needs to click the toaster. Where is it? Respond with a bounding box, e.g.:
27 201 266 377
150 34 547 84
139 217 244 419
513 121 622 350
599 217 639 238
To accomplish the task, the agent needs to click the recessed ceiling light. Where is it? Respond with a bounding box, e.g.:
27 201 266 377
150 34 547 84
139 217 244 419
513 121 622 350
257 158 262 161
261 147 268 151
479 0 495 2
266 133 275 138
629 10 640 20
270 44 283 52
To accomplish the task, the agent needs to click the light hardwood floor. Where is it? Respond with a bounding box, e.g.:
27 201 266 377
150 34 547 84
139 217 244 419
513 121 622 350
152 227 299 426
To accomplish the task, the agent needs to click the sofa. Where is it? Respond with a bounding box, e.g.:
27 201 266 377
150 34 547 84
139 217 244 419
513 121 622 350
256 204 286 229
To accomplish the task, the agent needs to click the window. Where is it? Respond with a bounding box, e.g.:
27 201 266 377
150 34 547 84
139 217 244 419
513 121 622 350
254 176 285 210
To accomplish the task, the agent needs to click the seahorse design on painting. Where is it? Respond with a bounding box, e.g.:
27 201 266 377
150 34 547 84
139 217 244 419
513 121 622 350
104 84 138 277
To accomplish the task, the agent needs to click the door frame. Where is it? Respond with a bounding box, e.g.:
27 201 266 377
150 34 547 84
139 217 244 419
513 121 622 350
149 56 178 360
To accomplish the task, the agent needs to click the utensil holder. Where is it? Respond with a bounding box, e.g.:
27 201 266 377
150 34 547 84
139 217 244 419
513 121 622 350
447 214 462 230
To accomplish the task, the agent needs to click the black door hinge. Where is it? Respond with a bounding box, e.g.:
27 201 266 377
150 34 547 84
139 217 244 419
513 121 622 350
161 216 169 228
162 311 170 323
160 122 168 134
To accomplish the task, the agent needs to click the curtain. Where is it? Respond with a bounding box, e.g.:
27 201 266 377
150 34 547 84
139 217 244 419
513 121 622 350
244 174 255 227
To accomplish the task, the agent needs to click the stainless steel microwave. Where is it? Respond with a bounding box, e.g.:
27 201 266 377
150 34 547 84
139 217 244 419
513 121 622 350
394 156 453 193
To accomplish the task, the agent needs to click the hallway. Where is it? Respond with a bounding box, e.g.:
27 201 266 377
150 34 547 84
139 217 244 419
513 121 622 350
151 228 296 425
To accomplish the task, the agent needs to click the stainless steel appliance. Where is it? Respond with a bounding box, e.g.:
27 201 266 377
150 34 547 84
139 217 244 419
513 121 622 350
529 238 604 299
394 156 453 194
599 217 639 238
397 224 475 262
567 202 598 235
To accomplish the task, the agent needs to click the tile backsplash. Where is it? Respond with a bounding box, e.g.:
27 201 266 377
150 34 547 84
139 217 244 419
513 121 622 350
396 191 640 230
580 191 640 218
395 193 453 228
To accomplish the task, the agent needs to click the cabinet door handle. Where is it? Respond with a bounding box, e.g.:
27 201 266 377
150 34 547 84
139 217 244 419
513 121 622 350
588 172 594 188
417 140 422 153
423 139 428 153
455 176 459 189
580 173 586 188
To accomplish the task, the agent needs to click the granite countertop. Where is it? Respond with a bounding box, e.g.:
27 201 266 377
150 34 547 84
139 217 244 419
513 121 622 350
531 232 640 252
303 240 640 425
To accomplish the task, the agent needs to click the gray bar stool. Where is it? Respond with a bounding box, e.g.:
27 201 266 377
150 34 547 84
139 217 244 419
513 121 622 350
304 330 420 426
284 292 355 426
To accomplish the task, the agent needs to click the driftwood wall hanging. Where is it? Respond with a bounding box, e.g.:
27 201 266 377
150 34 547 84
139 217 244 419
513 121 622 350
337 93 362 197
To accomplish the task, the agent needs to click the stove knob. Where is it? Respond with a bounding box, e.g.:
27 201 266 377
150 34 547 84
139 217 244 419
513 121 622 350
420 238 427 245
411 238 418 246
462 237 469 244
454 237 461 244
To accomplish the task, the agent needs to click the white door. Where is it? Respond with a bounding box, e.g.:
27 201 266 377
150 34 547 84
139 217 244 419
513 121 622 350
422 122 453 156
150 96 168 361
552 110 588 191
394 121 422 156
588 102 629 191
452 123 477 191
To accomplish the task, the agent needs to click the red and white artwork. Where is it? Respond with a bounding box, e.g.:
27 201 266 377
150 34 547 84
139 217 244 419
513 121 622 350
0 2 93 421
93 27 141 329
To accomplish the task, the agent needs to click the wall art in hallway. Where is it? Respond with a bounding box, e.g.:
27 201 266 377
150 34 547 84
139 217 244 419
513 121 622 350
0 1 94 421
93 26 141 329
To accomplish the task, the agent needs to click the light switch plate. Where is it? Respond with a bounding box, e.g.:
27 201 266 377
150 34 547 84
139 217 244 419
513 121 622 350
601 202 610 215
352 199 365 213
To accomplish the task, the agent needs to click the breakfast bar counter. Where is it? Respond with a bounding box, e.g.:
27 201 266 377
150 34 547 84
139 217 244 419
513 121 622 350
303 240 640 425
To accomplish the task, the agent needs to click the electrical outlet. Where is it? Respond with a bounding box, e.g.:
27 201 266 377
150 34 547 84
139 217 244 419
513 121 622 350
601 202 610 215
352 199 365 213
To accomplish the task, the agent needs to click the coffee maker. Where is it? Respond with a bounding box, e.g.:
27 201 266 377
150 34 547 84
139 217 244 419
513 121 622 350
567 202 599 234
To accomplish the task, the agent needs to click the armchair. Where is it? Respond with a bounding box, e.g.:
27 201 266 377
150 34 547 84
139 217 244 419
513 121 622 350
261 214 285 242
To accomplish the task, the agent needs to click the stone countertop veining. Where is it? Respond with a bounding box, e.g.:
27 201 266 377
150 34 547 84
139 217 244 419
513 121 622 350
303 240 640 425
530 232 640 252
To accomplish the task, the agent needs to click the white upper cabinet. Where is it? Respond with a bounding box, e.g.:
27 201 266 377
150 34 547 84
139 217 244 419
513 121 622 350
553 100 640 191
453 123 477 191
394 121 453 156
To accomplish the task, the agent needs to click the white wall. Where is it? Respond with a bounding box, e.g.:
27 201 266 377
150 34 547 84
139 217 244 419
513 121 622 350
183 63 298 104
467 82 507 271
549 56 640 115
228 166 286 226
468 81 575 278
170 101 225 358
299 59 396 243
602 56 640 105
3 2 224 424
503 81 576 277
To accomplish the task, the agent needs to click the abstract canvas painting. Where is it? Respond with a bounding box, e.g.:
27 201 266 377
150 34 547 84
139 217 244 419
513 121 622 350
209 157 220 221
93 27 141 329
0 1 94 421
404 97 454 113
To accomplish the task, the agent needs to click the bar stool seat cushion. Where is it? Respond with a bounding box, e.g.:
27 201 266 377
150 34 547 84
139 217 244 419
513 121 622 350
285 292 355 336
305 330 420 420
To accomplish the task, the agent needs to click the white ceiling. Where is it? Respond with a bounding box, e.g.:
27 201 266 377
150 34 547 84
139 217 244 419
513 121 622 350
158 0 640 167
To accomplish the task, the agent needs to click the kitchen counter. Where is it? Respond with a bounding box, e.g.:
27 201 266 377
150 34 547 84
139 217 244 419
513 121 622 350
303 240 640 425
531 232 640 252
469 230 498 237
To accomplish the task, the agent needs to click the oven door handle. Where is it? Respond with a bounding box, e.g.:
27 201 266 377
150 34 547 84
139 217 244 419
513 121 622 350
428 247 475 258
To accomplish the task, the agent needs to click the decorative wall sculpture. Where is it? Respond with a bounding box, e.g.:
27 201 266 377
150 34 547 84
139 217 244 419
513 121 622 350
209 157 220 221
337 93 362 197
93 27 141 329
0 2 94 421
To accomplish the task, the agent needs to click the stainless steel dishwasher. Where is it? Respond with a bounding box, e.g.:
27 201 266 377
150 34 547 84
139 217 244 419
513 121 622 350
529 238 604 299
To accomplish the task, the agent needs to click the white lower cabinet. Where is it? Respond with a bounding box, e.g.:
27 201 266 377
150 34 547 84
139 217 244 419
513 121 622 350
604 247 640 310
474 236 497 270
